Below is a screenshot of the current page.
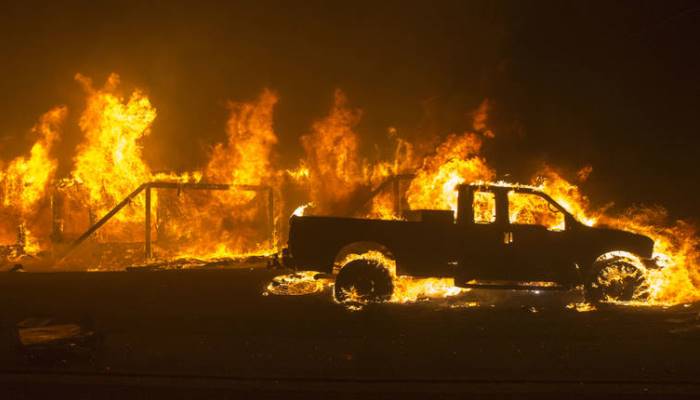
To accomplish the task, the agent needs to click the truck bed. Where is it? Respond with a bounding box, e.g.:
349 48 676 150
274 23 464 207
288 215 458 276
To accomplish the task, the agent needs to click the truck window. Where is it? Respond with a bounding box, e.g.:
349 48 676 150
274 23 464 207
508 191 565 231
473 190 496 224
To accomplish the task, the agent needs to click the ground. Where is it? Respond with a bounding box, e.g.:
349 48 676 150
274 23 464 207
0 267 699 399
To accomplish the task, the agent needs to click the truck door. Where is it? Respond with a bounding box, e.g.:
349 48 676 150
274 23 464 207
454 188 509 283
503 190 576 283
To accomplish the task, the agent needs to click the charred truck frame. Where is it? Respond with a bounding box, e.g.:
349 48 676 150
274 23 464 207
285 183 661 303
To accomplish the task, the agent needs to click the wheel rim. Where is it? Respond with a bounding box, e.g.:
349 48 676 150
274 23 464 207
593 262 647 301
334 260 393 304
342 277 376 301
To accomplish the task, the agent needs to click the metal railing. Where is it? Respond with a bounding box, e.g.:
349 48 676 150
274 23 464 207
59 181 274 261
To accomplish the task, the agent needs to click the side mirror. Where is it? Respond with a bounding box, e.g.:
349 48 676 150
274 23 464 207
565 215 577 231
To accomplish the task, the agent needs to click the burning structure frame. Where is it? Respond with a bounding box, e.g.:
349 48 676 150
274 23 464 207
56 181 275 261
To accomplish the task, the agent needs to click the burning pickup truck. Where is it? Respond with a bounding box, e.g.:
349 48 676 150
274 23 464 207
285 183 660 303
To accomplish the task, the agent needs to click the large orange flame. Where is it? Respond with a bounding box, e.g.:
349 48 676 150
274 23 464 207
1 107 66 215
160 89 281 258
0 106 67 252
407 133 494 211
206 89 278 187
70 73 156 239
301 89 365 214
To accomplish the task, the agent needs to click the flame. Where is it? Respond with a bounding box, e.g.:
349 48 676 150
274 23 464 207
366 190 400 220
159 89 280 258
0 106 66 252
266 271 332 296
601 207 700 305
286 162 310 181
64 76 280 261
567 302 596 312
534 166 599 226
406 133 494 211
206 89 278 187
532 167 699 305
0 71 696 308
363 128 416 220
473 189 496 224
20 227 42 255
70 73 156 241
508 190 565 231
300 90 365 214
292 202 313 217
1 107 66 214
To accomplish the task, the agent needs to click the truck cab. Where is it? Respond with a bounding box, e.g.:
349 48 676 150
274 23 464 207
453 183 581 288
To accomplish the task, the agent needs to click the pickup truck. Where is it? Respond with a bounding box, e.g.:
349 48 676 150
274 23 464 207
285 183 659 303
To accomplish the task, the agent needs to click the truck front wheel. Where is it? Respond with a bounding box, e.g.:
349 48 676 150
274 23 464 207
334 260 394 304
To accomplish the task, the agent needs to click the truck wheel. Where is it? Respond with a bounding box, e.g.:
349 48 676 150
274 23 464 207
585 259 647 303
334 259 394 304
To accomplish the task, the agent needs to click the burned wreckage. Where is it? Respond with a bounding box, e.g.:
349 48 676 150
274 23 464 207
283 183 661 303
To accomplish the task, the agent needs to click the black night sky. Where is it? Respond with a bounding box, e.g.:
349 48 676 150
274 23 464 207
0 0 698 219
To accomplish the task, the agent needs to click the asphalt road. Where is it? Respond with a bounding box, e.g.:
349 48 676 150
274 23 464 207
1 268 699 399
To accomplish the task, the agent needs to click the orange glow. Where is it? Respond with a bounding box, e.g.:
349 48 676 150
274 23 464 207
473 190 496 224
0 72 695 309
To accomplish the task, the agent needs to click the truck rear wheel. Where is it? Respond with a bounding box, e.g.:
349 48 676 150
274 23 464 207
585 259 647 303
334 259 394 304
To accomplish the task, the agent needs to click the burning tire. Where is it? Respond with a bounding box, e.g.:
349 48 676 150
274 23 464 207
585 259 648 303
334 259 394 304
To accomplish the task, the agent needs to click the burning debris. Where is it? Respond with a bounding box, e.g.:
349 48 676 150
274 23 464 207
266 271 333 296
567 302 597 312
127 253 271 272
12 317 102 365
0 72 697 309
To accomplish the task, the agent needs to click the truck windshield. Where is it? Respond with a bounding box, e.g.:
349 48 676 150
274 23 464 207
508 191 565 231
